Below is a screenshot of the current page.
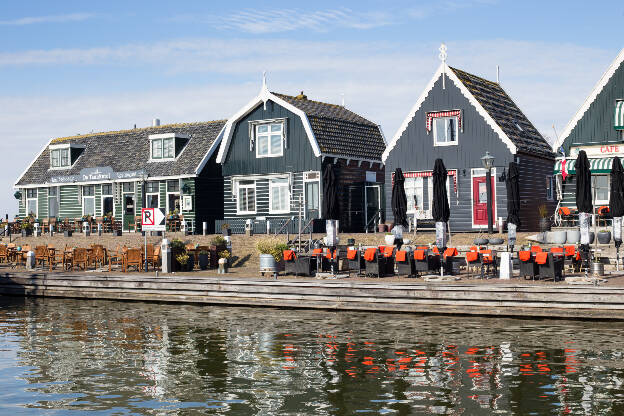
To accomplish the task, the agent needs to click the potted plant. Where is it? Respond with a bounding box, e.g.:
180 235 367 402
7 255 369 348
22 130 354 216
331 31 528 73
377 223 387 233
21 221 33 237
538 205 551 232
384 232 395 246
256 238 288 276
597 230 612 244
175 253 190 271
170 239 186 272
218 250 231 273
221 223 232 236
198 249 210 270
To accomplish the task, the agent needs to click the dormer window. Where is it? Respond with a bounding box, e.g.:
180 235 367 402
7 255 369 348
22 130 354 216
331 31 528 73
149 133 189 161
256 122 284 158
49 142 84 170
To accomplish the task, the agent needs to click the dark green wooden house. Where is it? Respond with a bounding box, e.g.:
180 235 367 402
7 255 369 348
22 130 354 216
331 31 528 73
553 48 624 211
14 120 226 233
216 81 386 233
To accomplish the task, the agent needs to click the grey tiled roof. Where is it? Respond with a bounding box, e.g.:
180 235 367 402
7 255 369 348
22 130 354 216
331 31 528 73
450 67 554 157
16 121 226 186
273 92 385 161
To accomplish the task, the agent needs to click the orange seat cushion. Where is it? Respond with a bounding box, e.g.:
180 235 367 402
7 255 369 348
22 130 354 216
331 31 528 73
414 250 426 260
363 248 376 262
283 250 295 261
444 247 458 258
530 246 542 253
481 249 494 264
312 248 323 254
347 249 357 260
382 246 394 258
564 245 576 257
432 247 440 255
550 247 564 254
417 246 429 251
598 206 610 216
395 250 407 262
559 207 571 216
519 251 531 262
535 252 548 265
466 251 479 262
325 250 336 259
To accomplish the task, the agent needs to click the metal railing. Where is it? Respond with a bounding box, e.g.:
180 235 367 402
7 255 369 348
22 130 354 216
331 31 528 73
365 212 380 233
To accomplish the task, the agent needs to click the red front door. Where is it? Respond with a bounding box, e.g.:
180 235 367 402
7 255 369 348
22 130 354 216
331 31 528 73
473 176 495 226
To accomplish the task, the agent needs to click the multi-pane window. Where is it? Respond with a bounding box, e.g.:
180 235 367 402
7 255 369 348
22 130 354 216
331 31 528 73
405 177 425 214
269 178 290 213
82 185 95 216
82 185 95 196
256 123 284 157
48 187 57 197
26 189 37 198
546 175 554 201
122 182 134 193
151 138 175 160
146 181 159 208
146 181 159 193
167 180 179 192
433 117 458 146
50 148 70 168
26 189 37 217
237 180 256 214
101 184 112 195
594 175 609 203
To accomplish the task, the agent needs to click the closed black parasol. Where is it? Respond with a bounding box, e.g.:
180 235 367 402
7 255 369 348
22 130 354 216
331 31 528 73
322 163 338 220
610 156 624 217
432 159 450 223
575 150 593 214
505 162 521 227
391 168 408 227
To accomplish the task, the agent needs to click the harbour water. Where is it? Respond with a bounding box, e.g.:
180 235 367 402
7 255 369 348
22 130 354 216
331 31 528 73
0 297 623 415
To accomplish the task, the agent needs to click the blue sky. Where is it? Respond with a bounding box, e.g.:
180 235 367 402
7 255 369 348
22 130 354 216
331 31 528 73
2 0 624 216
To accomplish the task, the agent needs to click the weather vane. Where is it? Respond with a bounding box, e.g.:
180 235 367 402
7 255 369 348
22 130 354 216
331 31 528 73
439 43 447 89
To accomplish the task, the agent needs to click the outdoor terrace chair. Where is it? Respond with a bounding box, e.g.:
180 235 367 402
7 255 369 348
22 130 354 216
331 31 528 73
73 248 89 271
413 248 440 275
535 251 564 281
295 253 316 277
108 246 124 272
395 249 416 277
519 250 539 280
479 249 497 279
34 246 48 269
380 246 395 276
311 248 328 273
442 247 459 275
124 248 142 272
143 244 156 271
558 207 577 227
346 248 365 276
283 250 297 275
363 247 386 278
597 206 611 226
0 245 8 264
563 245 581 273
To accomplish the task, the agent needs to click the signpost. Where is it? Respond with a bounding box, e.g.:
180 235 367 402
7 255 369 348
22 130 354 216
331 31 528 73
141 208 166 272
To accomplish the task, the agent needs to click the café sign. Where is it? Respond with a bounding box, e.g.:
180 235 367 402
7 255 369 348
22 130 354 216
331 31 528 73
50 167 145 184
570 144 624 158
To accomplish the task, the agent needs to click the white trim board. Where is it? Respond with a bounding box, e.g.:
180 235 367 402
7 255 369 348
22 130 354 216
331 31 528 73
382 63 518 162
470 167 497 229
552 47 624 152
216 84 321 164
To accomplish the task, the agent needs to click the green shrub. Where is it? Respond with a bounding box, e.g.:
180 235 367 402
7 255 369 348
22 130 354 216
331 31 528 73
256 238 289 262
210 235 227 247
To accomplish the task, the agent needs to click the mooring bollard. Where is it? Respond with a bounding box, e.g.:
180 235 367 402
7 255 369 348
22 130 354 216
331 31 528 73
161 238 172 273
203 221 207 236
98 223 102 236
26 251 35 270
499 252 512 279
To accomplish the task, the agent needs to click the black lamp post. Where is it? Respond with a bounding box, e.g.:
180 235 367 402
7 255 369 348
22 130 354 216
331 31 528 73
481 151 495 234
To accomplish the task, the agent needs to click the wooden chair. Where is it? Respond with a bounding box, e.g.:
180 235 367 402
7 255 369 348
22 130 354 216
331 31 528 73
108 246 124 272
72 248 88 271
124 248 142 272
34 246 48 269
90 245 106 268
558 207 576 226
0 245 8 264
41 219 49 234
152 245 161 270
62 247 74 270
144 244 156 271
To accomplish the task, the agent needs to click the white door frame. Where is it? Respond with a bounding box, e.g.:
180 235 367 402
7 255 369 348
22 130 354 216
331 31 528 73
470 168 497 229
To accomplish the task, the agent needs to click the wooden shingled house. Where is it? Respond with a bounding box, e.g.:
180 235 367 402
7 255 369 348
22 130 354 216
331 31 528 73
216 80 387 233
14 120 226 233
383 58 555 232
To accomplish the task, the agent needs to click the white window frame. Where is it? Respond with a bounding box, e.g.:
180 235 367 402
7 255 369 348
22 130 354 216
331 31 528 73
593 174 609 205
145 181 160 209
82 185 95 216
49 147 71 169
26 189 38 218
303 171 321 218
149 133 188 162
255 122 284 158
404 173 450 219
546 175 555 201
236 180 257 215
471 168 497 229
269 177 290 214
433 116 459 147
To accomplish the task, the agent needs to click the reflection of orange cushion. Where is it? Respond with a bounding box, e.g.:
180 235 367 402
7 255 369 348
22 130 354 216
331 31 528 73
550 247 564 254
564 245 576 257
347 249 357 260
444 247 458 258
466 252 479 262
382 246 394 258
283 250 295 261
535 252 548 265
364 248 376 262
531 246 542 253
414 250 425 260
396 251 407 262
313 248 323 254
519 251 531 262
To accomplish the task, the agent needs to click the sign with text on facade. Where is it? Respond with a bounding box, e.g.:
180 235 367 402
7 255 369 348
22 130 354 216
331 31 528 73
50 167 146 184
141 208 165 231
570 145 624 158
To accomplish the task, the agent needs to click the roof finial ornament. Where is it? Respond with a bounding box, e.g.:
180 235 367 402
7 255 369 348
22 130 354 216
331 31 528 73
261 70 268 110
439 43 447 89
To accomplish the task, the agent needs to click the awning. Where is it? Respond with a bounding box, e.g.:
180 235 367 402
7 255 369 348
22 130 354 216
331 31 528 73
554 157 614 174
616 100 624 130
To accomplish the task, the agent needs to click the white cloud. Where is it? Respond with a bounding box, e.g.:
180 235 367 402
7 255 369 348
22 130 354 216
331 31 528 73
0 13 94 26
0 36 617 215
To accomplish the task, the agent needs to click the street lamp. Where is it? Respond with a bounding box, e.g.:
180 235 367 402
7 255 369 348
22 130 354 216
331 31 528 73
481 151 495 234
